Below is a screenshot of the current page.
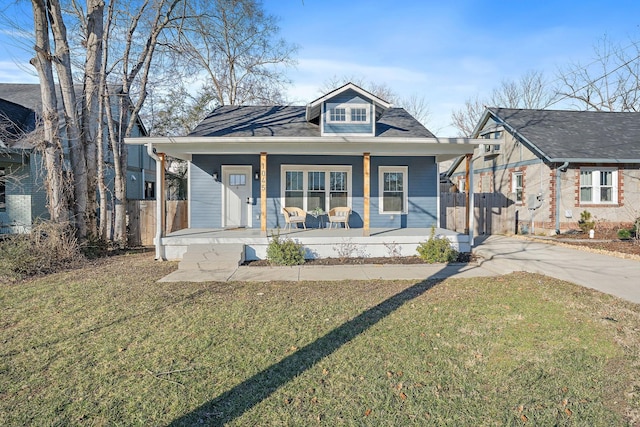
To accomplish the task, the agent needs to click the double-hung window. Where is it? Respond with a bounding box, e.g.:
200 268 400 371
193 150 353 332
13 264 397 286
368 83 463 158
579 168 617 204
282 166 351 211
285 171 304 208
379 166 408 214
512 172 523 204
307 171 326 211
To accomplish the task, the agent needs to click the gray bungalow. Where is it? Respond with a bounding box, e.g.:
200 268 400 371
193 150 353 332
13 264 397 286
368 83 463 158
127 83 481 260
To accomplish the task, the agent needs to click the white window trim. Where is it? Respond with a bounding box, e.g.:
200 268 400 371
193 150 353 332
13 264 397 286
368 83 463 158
280 165 352 211
325 103 370 124
378 166 408 215
579 167 618 204
512 171 523 204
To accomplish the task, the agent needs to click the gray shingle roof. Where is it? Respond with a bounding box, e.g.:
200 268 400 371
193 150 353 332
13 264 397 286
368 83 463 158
0 84 43 113
488 107 640 161
0 98 37 149
189 105 435 138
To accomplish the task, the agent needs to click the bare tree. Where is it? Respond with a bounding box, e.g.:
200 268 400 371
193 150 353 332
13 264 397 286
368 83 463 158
29 0 68 223
47 0 89 238
451 70 557 136
178 0 297 106
556 37 640 111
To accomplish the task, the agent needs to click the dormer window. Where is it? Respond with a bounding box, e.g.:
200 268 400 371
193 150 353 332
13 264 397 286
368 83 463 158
351 107 367 122
329 107 346 122
326 104 370 124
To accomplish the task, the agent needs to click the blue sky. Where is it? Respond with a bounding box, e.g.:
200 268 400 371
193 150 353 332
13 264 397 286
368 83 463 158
1 1 640 135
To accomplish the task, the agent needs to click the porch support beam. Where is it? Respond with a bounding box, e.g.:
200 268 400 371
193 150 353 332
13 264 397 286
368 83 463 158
363 152 370 236
146 144 166 260
260 152 267 236
464 154 471 235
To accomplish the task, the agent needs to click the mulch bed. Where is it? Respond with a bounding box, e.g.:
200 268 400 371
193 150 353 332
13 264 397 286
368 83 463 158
548 229 640 258
244 252 475 266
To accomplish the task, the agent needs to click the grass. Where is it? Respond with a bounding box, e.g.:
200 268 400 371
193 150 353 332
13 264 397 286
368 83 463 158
1 253 639 426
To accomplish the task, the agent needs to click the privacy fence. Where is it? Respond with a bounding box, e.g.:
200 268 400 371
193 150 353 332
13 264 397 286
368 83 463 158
440 192 523 236
127 200 188 246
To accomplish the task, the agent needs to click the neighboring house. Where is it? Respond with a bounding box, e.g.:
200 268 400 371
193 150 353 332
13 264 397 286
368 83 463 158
0 98 39 233
448 107 640 234
0 83 155 233
127 83 480 259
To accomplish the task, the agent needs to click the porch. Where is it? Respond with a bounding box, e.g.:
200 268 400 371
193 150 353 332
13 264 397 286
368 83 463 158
161 227 470 261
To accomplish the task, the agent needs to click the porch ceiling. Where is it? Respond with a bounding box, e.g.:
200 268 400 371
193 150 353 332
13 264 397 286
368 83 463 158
125 136 482 162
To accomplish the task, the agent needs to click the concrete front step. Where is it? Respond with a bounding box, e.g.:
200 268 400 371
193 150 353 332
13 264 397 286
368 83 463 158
178 243 245 271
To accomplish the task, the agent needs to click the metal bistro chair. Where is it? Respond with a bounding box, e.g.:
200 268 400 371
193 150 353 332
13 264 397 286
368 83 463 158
282 207 307 230
328 207 351 229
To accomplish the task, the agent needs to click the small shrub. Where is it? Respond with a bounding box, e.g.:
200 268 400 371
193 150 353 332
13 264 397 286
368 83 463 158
266 232 305 266
617 229 632 240
0 220 83 281
416 227 458 264
578 210 595 233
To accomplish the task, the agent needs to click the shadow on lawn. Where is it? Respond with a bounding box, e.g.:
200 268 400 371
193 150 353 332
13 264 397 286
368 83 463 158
169 276 447 425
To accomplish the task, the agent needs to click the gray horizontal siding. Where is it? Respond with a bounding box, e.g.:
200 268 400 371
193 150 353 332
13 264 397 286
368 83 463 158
369 157 438 229
189 154 438 230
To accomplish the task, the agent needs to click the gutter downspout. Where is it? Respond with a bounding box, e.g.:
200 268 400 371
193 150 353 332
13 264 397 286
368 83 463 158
147 143 166 260
555 162 569 234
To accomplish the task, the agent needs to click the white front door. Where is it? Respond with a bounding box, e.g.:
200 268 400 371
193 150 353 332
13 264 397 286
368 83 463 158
222 166 252 228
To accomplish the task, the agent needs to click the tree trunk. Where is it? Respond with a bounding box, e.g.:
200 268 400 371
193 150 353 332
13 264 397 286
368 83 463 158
30 0 67 223
47 0 88 238
82 0 105 238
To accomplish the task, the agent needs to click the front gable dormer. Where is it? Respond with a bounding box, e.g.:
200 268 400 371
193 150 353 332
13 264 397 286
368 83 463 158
305 83 392 136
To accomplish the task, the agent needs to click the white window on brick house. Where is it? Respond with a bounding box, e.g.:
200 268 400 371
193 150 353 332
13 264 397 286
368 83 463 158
512 171 523 203
579 168 617 204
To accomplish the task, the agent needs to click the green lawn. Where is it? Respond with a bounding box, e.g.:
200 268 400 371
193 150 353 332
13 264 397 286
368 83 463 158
1 253 639 426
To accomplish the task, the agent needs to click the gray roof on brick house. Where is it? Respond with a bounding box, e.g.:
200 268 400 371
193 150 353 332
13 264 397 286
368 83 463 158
486 107 640 161
189 105 436 138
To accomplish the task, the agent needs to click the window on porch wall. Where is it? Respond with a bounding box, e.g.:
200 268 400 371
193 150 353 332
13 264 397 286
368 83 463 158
283 166 351 211
378 166 408 214
330 171 348 208
307 171 325 211
285 171 304 208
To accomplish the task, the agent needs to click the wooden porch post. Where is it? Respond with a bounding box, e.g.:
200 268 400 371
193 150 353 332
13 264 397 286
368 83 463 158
464 153 471 234
260 152 267 236
363 152 370 236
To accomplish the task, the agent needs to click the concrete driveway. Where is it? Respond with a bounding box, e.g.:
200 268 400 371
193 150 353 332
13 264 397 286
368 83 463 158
473 235 640 304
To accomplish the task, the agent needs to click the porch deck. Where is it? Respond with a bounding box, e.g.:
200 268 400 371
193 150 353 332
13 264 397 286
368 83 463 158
161 227 470 261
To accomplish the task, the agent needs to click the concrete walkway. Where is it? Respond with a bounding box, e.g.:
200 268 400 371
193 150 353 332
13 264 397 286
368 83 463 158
473 235 640 304
160 262 494 283
159 235 640 304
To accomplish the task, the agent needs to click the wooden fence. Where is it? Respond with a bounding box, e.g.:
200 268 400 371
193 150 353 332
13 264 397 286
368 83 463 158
127 200 188 246
440 192 521 236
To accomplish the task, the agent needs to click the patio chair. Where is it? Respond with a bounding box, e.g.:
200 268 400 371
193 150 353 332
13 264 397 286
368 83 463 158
282 207 307 230
328 207 351 229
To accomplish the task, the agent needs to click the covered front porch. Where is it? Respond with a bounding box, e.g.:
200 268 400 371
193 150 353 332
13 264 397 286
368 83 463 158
161 226 470 261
